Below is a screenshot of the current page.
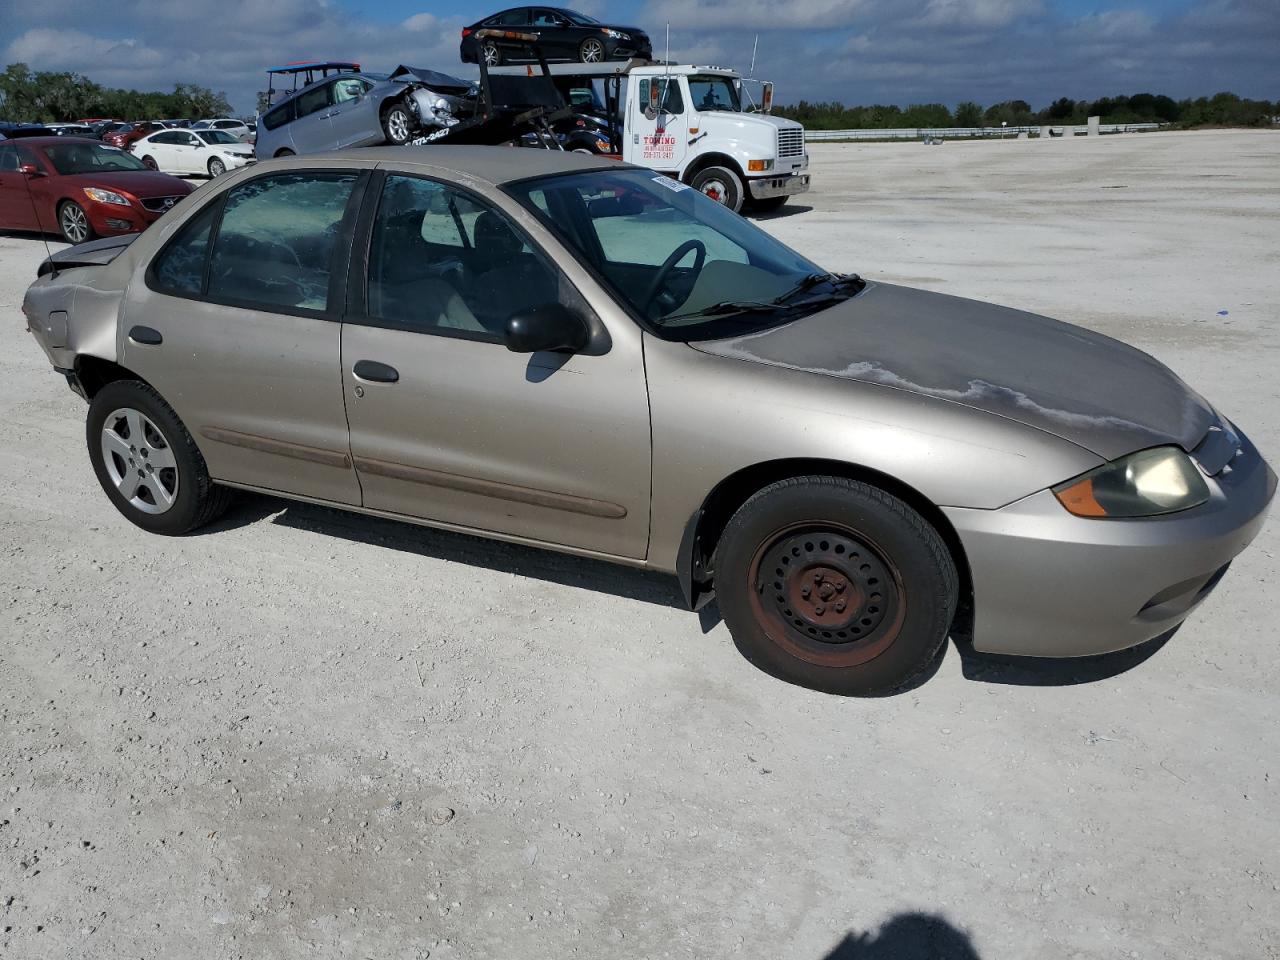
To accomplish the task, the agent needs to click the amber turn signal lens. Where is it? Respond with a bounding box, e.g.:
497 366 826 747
1054 476 1108 517
748 159 766 172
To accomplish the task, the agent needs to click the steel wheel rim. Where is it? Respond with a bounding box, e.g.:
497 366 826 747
100 407 179 515
482 43 499 66
387 110 409 142
582 39 604 62
747 522 906 667
699 178 729 204
61 205 89 242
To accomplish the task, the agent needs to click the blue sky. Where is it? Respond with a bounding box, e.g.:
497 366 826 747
1 0 1275 115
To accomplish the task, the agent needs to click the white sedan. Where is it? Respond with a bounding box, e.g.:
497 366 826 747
131 129 255 178
191 118 253 142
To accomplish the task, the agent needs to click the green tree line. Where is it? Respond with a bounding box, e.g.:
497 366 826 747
777 91 1279 130
0 63 233 122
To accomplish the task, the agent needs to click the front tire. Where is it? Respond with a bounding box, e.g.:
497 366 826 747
87 380 233 535
715 477 958 696
579 38 606 63
689 165 744 213
141 154 158 170
382 104 413 145
58 201 94 244
207 157 226 177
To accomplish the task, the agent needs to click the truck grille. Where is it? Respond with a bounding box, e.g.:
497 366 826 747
777 128 805 158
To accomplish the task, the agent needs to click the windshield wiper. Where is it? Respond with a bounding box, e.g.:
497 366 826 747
771 272 865 305
663 299 786 322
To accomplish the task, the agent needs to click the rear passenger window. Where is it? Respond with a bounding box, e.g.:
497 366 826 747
262 101 294 131
295 84 331 119
150 202 217 296
207 172 357 313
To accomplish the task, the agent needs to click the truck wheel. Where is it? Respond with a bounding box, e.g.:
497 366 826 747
382 104 413 145
714 476 958 696
751 196 787 214
690 165 744 213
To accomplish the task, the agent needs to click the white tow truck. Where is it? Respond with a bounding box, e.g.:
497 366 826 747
489 59 810 213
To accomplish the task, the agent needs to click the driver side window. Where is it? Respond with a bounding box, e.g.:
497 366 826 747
365 174 564 341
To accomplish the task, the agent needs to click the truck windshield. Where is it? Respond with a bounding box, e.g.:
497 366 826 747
507 168 847 341
687 76 741 113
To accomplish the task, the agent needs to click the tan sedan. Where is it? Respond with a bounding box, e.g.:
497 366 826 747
20 148 1275 694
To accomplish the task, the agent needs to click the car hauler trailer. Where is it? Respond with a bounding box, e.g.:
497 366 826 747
489 59 809 212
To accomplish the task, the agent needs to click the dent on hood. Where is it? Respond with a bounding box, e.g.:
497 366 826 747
712 335 1154 436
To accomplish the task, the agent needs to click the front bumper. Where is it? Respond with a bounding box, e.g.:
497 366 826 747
944 430 1276 657
85 201 162 236
747 173 811 200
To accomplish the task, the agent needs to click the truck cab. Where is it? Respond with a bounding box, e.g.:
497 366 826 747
490 60 809 213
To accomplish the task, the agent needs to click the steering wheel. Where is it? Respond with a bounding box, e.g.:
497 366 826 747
642 239 706 314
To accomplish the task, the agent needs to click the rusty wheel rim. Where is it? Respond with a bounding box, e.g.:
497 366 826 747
748 522 905 667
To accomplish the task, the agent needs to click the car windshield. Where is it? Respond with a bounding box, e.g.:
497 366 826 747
507 168 855 341
687 76 741 112
197 130 240 145
40 141 149 175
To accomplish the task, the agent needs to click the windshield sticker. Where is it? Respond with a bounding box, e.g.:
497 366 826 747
652 175 689 193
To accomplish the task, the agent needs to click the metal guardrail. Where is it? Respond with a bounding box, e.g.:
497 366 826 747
804 123 1162 141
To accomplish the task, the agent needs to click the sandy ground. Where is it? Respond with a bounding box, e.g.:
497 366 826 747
1 129 1277 960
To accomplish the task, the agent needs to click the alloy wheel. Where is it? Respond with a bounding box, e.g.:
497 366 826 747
482 42 500 66
100 407 179 515
747 522 905 667
60 204 90 243
581 39 605 62
386 109 410 143
209 158 225 177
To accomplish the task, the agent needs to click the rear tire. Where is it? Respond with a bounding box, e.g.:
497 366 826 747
714 476 958 696
481 41 502 67
274 148 295 158
689 165 744 213
87 380 233 535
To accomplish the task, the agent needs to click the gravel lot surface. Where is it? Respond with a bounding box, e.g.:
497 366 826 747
1 129 1277 960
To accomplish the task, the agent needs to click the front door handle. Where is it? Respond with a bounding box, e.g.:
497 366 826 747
352 360 399 383
128 325 163 345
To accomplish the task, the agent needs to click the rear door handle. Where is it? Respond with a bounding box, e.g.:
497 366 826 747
352 360 399 383
128 325 163 345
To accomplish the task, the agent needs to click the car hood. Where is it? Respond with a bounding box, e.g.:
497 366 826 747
60 170 191 198
691 282 1216 461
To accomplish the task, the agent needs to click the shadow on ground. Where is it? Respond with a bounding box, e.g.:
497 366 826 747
750 203 814 220
209 493 1174 689
824 912 981 959
955 629 1175 687
209 492 689 611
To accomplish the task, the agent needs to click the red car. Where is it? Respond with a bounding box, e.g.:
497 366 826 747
0 137 192 244
101 121 165 149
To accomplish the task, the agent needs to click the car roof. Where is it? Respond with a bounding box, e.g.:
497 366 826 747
312 145 622 185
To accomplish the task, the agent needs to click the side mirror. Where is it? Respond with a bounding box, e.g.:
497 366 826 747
19 164 44 178
504 303 590 354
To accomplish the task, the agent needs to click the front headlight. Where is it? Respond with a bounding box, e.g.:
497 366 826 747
83 187 131 206
602 29 631 40
1054 446 1210 518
